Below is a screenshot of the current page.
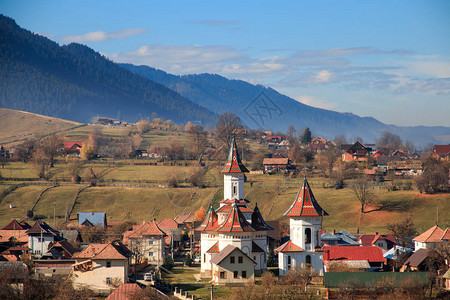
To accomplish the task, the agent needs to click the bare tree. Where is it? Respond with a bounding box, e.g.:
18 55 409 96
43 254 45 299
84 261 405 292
187 124 208 161
387 218 418 248
42 134 63 167
377 130 402 154
136 119 151 134
350 176 376 233
333 134 348 149
214 112 245 147
316 148 340 178
31 146 52 179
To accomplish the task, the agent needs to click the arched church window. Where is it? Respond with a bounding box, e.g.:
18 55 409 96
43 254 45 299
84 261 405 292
233 185 237 196
305 228 312 244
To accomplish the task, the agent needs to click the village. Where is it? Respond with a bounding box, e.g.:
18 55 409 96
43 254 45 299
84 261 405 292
0 118 449 299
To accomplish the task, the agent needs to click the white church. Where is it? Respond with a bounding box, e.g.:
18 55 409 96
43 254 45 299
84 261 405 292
275 178 328 275
196 139 273 277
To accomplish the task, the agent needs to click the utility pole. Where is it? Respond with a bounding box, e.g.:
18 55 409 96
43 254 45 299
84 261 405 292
53 201 56 227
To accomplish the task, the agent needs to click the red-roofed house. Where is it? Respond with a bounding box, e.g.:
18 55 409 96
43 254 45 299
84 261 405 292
158 218 181 247
122 221 166 264
323 245 385 271
64 142 84 155
356 233 396 252
105 283 143 300
432 145 450 160
413 225 445 251
72 241 131 292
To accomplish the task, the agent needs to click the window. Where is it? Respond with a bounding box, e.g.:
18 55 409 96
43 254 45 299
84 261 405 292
234 271 238 278
37 237 43 243
253 256 256 261
305 228 312 244
233 185 237 195
305 255 311 265
149 240 154 245
204 254 206 263
106 261 111 268
106 277 112 284
242 271 247 278
220 271 226 279
238 256 243 264
287 255 291 265
149 252 154 257
230 256 235 264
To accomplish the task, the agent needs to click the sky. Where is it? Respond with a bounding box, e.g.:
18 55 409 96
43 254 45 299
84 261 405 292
2 0 449 127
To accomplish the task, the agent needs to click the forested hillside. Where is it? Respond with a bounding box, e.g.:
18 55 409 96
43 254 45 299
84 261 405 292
122 64 450 146
0 15 217 125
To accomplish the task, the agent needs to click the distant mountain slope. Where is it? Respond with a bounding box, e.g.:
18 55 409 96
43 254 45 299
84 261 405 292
0 15 217 125
122 64 450 146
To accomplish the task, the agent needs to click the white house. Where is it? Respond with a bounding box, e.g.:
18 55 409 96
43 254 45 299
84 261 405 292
276 178 328 276
72 241 132 293
196 139 272 277
26 221 60 257
413 225 445 251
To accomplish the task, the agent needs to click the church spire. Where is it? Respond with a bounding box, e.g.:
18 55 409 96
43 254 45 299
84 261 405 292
195 205 218 232
284 178 328 217
219 138 249 173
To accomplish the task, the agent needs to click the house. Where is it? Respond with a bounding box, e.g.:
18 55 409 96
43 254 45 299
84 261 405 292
174 212 194 226
401 248 430 272
276 178 328 276
0 219 30 249
387 160 423 177
266 135 283 144
321 230 360 246
158 218 181 247
356 233 396 252
122 221 166 264
371 150 386 160
78 212 107 229
64 142 84 155
310 137 330 150
413 225 445 251
34 258 75 278
443 269 450 290
196 139 272 277
26 221 61 257
342 141 371 162
0 245 30 261
262 157 290 173
323 245 385 271
432 145 450 160
72 241 132 293
210 245 256 285
105 283 143 300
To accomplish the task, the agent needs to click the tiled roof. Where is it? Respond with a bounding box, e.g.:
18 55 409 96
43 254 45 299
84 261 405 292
263 158 289 165
174 212 194 224
215 204 254 214
441 228 450 241
216 204 255 232
265 221 281 241
195 206 218 232
0 229 28 243
219 138 249 173
157 218 179 229
207 242 220 253
275 240 303 253
210 244 255 265
433 145 450 155
64 141 84 151
128 221 167 238
26 221 59 236
105 283 142 300
252 241 264 252
251 203 273 231
356 233 396 246
50 240 77 257
413 225 445 243
323 246 385 263
403 248 429 268
284 178 328 217
219 198 249 204
1 219 27 230
74 241 131 260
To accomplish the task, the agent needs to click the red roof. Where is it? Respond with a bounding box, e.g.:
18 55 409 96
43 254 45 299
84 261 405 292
413 225 445 243
1 219 27 230
195 206 218 232
356 233 396 247
215 203 254 214
174 212 194 224
433 145 450 156
442 228 450 241
105 283 142 300
216 204 255 232
207 242 220 253
275 240 303 253
64 141 84 152
123 221 166 244
157 218 179 229
284 178 328 217
219 138 249 173
74 241 131 260
323 246 385 263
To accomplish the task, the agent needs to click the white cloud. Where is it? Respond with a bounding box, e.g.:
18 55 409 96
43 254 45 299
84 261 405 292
61 28 147 43
294 95 338 110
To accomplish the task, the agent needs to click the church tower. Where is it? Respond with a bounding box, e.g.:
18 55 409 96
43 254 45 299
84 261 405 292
276 178 328 275
219 138 248 202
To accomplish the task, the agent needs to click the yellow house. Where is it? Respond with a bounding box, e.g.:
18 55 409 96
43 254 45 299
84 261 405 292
210 244 256 285
72 241 131 293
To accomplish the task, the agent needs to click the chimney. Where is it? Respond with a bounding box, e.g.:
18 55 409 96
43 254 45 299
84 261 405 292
376 232 378 235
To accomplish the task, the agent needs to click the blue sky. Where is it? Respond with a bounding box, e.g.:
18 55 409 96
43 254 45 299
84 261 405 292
2 0 449 126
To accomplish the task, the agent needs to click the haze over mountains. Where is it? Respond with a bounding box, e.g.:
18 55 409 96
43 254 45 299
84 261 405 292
1 14 449 146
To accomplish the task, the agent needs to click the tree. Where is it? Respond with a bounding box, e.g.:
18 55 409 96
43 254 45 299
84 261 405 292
287 125 296 137
163 255 174 270
250 151 265 171
333 134 348 149
350 176 376 233
387 218 417 248
315 148 340 178
194 206 207 221
377 130 402 154
187 124 208 160
15 139 36 162
80 133 98 160
283 265 316 293
136 119 151 134
415 156 449 194
300 127 312 145
189 167 206 187
66 156 83 183
215 112 245 147
184 253 193 267
42 134 63 167
31 145 51 179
